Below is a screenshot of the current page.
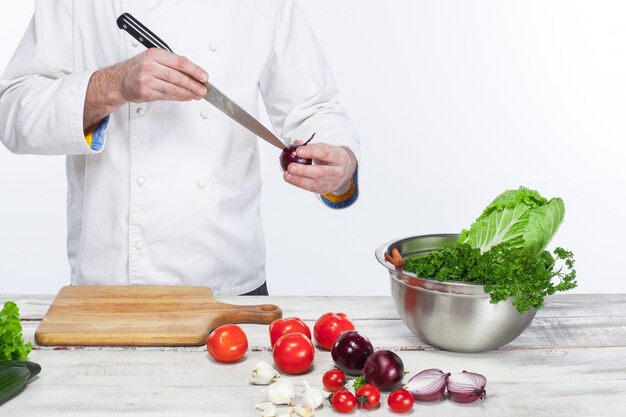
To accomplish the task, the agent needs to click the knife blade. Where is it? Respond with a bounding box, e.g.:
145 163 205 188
116 13 286 150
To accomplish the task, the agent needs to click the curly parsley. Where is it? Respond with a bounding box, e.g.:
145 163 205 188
403 242 577 313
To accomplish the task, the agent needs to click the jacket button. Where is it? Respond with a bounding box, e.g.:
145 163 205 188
200 109 209 119
209 42 218 52
136 177 146 186
197 180 206 189
135 241 144 251
131 39 139 47
136 107 145 116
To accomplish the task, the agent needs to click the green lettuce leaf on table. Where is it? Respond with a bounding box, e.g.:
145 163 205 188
0 301 32 361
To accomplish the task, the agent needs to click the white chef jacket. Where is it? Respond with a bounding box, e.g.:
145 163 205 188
0 0 360 295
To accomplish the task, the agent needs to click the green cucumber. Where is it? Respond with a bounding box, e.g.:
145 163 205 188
0 367 31 405
0 361 41 380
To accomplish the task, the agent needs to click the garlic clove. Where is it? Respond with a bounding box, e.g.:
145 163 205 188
266 379 296 406
293 407 314 417
255 402 277 417
301 380 324 410
344 378 356 393
251 361 281 385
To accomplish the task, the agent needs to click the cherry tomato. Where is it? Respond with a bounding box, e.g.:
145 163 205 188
322 368 346 392
269 317 311 347
272 332 315 375
356 384 381 409
330 389 356 413
388 389 414 413
206 324 248 363
313 312 355 350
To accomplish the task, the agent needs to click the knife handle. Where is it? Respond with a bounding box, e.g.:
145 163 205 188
116 13 173 52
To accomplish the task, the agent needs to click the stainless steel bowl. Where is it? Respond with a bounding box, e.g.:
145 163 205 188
376 234 536 352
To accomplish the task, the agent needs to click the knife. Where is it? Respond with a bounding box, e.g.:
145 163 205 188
116 13 286 150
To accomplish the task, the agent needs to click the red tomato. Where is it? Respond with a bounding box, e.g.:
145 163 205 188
272 332 315 375
330 389 356 413
356 384 381 409
313 312 355 350
388 389 414 413
206 324 248 363
322 368 346 392
269 317 311 347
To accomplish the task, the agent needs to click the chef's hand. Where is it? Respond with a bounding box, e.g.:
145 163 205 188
283 142 357 196
114 49 208 103
84 49 208 131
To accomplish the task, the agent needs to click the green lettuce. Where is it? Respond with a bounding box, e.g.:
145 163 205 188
0 301 32 361
458 186 565 259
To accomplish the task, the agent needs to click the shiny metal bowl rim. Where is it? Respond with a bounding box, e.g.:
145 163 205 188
375 234 492 297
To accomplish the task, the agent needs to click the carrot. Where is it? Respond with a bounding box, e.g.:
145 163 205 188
392 248 404 265
385 249 404 269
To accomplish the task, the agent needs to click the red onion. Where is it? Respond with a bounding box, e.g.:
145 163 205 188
403 368 450 401
279 133 315 172
331 331 374 376
446 370 487 403
362 350 405 391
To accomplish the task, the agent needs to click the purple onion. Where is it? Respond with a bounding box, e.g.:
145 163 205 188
331 331 374 376
447 370 487 403
279 133 315 172
404 368 450 401
362 350 405 391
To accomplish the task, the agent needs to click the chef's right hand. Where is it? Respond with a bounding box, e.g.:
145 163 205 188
114 49 208 103
84 49 208 132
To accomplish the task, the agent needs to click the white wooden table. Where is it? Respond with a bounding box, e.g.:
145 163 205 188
1 294 625 416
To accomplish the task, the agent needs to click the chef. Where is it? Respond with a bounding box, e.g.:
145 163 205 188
0 1 360 296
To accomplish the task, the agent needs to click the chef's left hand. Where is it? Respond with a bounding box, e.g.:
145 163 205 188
283 142 357 195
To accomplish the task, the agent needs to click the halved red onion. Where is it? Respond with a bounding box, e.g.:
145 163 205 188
447 370 487 403
403 368 450 401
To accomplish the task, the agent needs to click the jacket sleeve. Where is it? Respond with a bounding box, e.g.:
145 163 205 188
258 0 360 161
0 2 101 155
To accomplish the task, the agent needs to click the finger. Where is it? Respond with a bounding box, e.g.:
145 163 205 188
287 162 346 181
148 49 208 84
152 63 207 98
149 78 198 101
296 144 349 166
284 171 335 194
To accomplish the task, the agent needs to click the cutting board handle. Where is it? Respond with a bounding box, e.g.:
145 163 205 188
216 303 283 327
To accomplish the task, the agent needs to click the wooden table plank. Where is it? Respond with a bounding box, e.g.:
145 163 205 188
4 294 626 321
0 348 624 417
2 293 626 417
17 314 626 352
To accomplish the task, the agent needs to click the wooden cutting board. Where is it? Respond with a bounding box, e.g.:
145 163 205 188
35 286 282 346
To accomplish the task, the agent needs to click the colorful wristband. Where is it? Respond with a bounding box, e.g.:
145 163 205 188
320 169 359 209
84 116 110 152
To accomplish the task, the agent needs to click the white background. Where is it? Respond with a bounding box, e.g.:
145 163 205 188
1 1 625 296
